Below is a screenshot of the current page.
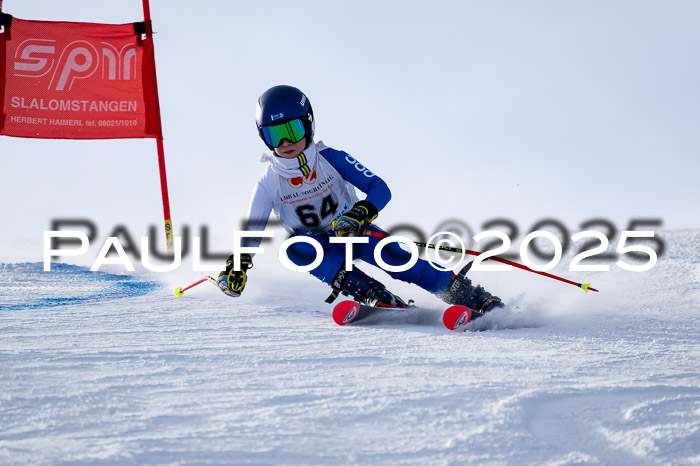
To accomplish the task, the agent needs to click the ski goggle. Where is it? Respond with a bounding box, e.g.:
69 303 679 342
261 118 306 148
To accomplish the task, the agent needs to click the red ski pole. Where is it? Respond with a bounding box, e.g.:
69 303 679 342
175 276 217 296
367 231 598 293
419 242 598 292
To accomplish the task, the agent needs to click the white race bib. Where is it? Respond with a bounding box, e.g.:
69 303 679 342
272 155 358 235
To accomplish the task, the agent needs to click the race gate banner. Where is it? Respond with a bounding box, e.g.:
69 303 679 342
0 16 162 139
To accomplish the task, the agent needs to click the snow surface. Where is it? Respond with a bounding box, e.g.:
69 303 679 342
1 231 699 465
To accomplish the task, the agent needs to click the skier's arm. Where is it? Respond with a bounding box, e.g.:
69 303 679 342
319 147 391 211
320 147 390 236
241 177 274 251
332 200 378 237
217 177 273 298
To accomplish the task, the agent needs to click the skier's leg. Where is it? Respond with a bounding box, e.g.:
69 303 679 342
283 232 343 284
327 265 407 307
284 232 406 306
359 226 504 313
357 225 453 293
439 262 505 313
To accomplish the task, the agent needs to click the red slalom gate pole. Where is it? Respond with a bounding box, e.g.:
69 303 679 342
141 0 151 19
142 0 174 254
155 136 173 252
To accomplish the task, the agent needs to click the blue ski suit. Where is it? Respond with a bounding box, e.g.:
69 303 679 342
243 140 453 294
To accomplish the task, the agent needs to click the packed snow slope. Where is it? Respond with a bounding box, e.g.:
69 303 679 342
1 231 699 465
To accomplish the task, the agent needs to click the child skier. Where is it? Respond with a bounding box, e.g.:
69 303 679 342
217 85 503 313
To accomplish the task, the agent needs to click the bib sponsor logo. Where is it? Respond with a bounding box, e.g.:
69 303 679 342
288 169 318 189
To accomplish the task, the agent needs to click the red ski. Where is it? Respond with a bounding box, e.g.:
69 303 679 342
333 301 488 331
442 305 484 331
332 300 407 326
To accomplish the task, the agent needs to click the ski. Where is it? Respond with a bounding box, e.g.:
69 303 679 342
333 300 490 331
332 300 408 326
442 305 484 331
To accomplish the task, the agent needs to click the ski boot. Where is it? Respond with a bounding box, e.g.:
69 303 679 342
326 267 407 308
440 262 504 317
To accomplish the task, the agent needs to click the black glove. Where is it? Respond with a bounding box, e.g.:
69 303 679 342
216 253 253 297
332 200 378 237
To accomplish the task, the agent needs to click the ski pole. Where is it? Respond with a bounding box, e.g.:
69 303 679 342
175 276 217 296
367 231 598 293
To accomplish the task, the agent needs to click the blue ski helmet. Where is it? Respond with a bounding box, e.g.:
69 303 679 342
256 85 314 150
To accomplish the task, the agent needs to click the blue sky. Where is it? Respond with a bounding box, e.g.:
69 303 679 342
1 0 698 261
